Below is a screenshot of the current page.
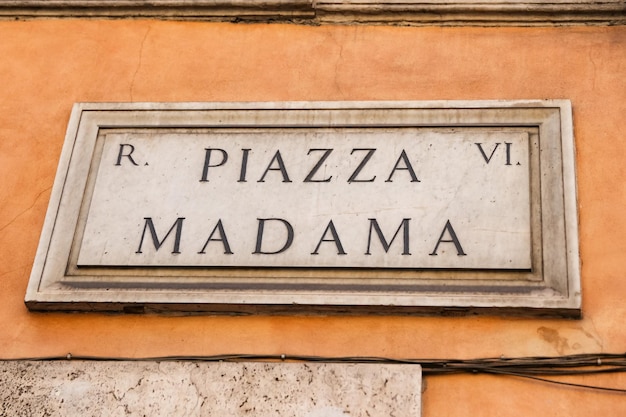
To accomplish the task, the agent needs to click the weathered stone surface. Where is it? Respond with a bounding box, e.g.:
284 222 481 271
78 128 531 270
0 361 422 417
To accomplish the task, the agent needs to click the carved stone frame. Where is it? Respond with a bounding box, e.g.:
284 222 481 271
25 100 580 317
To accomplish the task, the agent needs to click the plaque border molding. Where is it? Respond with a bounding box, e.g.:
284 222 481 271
25 100 581 317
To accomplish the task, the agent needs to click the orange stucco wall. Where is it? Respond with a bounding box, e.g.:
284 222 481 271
1 20 626 414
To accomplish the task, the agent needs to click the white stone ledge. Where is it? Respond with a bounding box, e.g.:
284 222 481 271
0 361 422 417
0 0 623 25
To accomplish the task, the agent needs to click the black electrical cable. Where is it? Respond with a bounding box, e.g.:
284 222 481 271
479 368 626 394
4 352 626 394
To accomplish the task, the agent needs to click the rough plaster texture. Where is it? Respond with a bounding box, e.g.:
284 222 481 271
0 361 422 417
1 20 626 417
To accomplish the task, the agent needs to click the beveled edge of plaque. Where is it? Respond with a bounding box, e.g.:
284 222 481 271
25 100 581 317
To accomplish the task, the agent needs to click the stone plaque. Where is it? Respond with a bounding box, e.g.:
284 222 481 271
26 101 580 316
